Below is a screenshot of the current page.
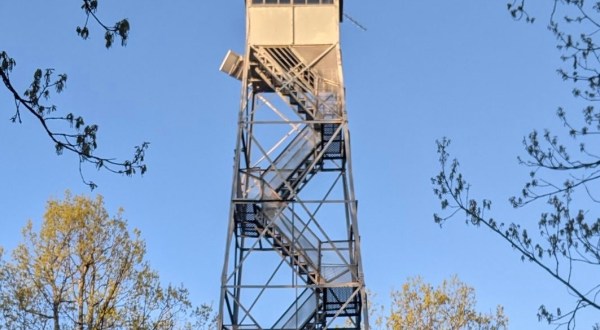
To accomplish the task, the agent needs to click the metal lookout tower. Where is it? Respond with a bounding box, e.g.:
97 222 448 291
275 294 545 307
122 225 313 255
218 0 368 328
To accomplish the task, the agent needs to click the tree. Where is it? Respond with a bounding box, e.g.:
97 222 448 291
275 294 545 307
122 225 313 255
378 276 507 330
433 2 600 328
1 1 148 189
0 193 213 330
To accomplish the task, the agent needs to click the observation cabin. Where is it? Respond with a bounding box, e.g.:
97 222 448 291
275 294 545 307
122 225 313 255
246 0 343 46
223 0 345 88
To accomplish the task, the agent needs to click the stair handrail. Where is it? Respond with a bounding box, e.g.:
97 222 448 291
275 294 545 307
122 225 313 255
260 126 318 198
253 46 319 117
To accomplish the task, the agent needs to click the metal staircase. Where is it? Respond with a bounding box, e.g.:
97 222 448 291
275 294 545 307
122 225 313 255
220 43 365 330
228 46 360 329
252 46 319 120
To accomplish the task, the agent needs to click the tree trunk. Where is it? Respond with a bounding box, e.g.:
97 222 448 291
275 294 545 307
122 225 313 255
53 302 60 330
78 263 89 330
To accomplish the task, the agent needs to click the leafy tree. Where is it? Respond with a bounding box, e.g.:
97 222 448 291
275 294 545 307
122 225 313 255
0 193 214 330
377 276 507 330
0 1 148 189
433 1 600 328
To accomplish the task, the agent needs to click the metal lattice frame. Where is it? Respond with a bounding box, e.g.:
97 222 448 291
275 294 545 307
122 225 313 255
218 34 368 330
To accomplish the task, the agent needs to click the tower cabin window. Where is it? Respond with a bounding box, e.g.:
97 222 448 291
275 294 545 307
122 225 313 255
251 0 333 4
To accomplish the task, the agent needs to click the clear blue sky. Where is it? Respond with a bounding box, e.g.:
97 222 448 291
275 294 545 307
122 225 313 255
0 0 597 328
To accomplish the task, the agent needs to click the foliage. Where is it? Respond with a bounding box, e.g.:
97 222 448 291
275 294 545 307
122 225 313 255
432 1 600 328
381 276 507 330
0 193 214 330
0 1 148 190
75 0 131 49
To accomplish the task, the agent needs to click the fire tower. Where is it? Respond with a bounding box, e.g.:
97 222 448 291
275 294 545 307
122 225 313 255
218 1 368 328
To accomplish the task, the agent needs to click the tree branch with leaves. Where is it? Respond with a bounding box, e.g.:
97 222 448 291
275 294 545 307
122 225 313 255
0 0 148 190
431 1 600 328
433 139 600 329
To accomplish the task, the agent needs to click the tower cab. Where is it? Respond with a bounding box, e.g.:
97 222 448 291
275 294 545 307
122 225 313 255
246 0 342 46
